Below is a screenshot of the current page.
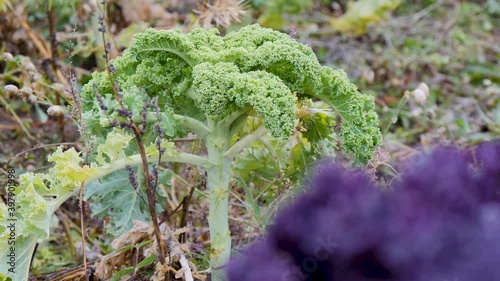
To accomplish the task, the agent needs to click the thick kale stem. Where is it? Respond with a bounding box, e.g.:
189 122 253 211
88 152 214 183
225 126 268 159
173 114 211 137
205 119 232 281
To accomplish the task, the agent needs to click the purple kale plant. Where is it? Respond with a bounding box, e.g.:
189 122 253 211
227 143 500 281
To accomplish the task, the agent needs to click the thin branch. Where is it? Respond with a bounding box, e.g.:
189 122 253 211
62 21 90 280
75 75 90 281
45 0 65 141
97 0 168 265
225 127 268 159
179 173 205 243
174 114 211 138
55 209 77 259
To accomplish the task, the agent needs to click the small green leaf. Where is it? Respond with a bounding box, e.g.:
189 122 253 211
110 267 135 281
137 254 157 269
136 239 152 249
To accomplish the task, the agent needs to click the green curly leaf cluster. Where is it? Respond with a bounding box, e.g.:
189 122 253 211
0 129 185 280
193 62 295 139
81 24 381 163
0 147 99 281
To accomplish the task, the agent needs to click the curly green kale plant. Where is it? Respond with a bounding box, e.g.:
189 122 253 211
0 131 206 281
0 24 381 281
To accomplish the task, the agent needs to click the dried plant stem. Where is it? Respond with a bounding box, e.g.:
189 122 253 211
62 21 91 280
179 174 204 243
178 253 194 281
166 227 194 281
55 209 77 259
79 181 89 281
4 0 50 57
45 1 65 141
4 0 67 83
97 1 167 266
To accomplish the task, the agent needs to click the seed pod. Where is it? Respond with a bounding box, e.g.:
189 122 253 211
411 88 427 105
2 52 14 62
62 89 74 100
3 84 19 95
28 94 38 103
417 82 430 96
30 71 41 81
23 61 36 72
47 105 64 116
20 86 33 97
52 83 65 93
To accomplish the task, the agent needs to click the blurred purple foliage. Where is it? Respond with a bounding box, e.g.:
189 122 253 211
227 142 500 281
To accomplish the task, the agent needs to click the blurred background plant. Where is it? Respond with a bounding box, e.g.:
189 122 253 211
0 0 498 279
